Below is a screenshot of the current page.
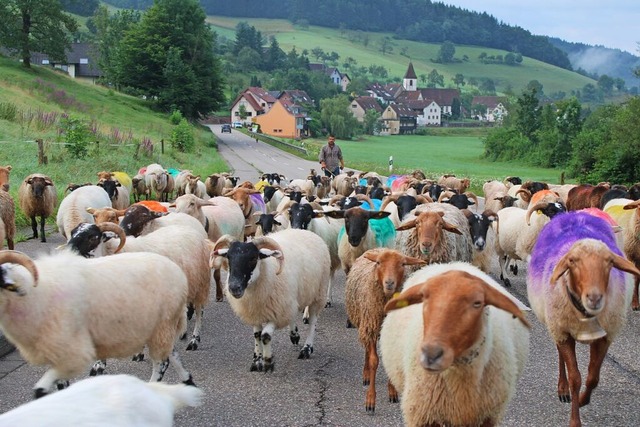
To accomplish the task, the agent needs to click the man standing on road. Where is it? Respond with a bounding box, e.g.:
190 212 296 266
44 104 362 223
318 135 344 177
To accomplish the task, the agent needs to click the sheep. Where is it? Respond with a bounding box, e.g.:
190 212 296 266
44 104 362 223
67 221 211 352
97 178 131 210
56 185 112 240
254 212 290 237
439 191 479 211
144 163 168 201
380 193 431 227
262 185 285 212
86 207 121 225
64 182 92 194
483 180 514 213
437 174 471 193
0 189 16 250
608 199 640 310
175 170 194 197
527 211 640 427
380 262 530 427
162 173 175 202
288 177 316 198
394 202 473 269
0 374 203 427
209 229 331 371
324 202 395 275
185 175 207 199
332 172 359 197
345 248 426 413
18 174 58 243
0 249 195 398
463 209 499 274
0 165 11 191
495 195 566 286
223 187 266 239
204 172 226 198
131 174 147 202
566 183 610 211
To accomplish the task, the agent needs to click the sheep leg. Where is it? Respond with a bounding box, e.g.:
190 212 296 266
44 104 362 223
169 348 196 386
498 255 511 287
298 312 318 360
250 327 264 372
289 324 300 345
30 216 38 239
557 339 583 427
186 307 203 351
579 338 609 407
557 344 570 402
89 359 107 375
302 306 310 324
325 274 333 308
34 367 64 399
261 323 276 372
150 358 170 382
364 340 378 413
214 268 223 302
39 214 47 242
387 380 399 403
632 276 640 311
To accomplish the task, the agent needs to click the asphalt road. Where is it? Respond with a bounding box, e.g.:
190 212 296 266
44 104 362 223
0 126 639 426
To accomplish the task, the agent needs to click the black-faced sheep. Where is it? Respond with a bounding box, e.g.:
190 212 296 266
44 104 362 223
210 229 331 371
18 174 57 243
345 248 426 413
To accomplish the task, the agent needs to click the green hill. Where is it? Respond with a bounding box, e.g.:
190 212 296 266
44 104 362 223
208 16 595 96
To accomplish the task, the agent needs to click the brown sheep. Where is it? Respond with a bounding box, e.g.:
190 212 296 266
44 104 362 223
0 165 11 191
345 248 426 413
0 166 16 250
438 174 471 193
86 207 121 225
18 174 58 243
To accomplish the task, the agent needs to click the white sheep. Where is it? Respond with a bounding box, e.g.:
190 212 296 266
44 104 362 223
209 228 331 371
18 174 57 243
0 249 195 398
67 221 211 352
56 185 112 240
527 211 640 427
185 175 207 199
380 262 530 427
0 374 203 427
144 163 168 201
463 209 499 274
345 248 426 413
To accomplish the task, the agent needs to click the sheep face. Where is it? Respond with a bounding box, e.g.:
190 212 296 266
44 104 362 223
255 214 281 235
26 176 54 199
363 250 426 297
263 186 278 203
385 270 529 372
215 241 280 299
397 211 462 256
68 223 104 258
550 239 640 315
289 204 321 230
119 205 164 236
0 165 11 191
325 208 391 247
465 210 497 251
97 180 120 201
87 207 120 225
395 195 418 221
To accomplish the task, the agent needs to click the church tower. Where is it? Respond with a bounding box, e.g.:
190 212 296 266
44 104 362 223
403 62 417 91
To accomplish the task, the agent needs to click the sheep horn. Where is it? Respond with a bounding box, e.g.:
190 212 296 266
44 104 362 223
329 194 345 206
415 194 433 204
379 194 400 211
354 194 375 209
525 202 550 226
213 235 237 252
515 188 532 203
252 237 284 275
464 192 479 211
437 191 450 203
96 222 127 253
0 250 39 286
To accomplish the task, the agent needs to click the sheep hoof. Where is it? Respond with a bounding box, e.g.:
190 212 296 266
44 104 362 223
34 388 47 399
363 378 370 386
346 320 355 328
302 317 309 325
503 278 511 287
183 375 197 387
290 329 300 345
511 264 518 275
180 332 187 341
558 393 571 403
298 344 313 359
365 404 375 414
389 394 399 403
216 296 224 302
186 339 199 351
132 353 145 362
263 357 275 373
186 304 195 321
325 301 332 308
632 305 639 311
56 380 69 390
251 356 264 372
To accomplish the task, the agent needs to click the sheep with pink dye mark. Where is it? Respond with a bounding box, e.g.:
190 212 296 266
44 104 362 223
527 211 640 427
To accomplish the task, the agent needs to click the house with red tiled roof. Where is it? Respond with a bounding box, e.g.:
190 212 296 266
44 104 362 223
403 99 442 126
349 96 383 122
366 83 396 105
381 104 417 135
230 87 277 125
471 96 509 122
253 91 312 139
308 63 351 91
417 88 460 117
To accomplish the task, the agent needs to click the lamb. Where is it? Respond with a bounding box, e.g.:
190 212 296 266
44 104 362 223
0 249 195 398
345 248 426 413
56 185 112 240
185 175 207 199
527 211 640 427
0 374 203 427
18 174 58 243
223 187 266 239
67 221 211 352
175 170 194 197
380 262 530 427
209 229 331 371
395 202 473 268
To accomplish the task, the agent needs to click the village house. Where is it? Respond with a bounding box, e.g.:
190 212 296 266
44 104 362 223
308 63 350 91
471 96 509 122
381 103 417 135
230 87 277 125
253 91 312 139
349 96 383 122
29 42 103 83
366 82 396 105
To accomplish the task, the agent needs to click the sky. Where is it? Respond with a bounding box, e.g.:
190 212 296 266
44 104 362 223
442 0 640 55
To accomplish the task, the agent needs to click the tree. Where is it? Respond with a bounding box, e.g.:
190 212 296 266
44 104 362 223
311 47 326 62
515 88 540 141
504 52 516 65
479 78 496 95
419 74 427 86
265 36 285 71
526 80 544 99
452 73 465 88
436 41 455 63
320 95 359 139
363 108 381 135
378 36 395 55
116 0 225 119
0 0 78 68
597 74 614 94
427 69 444 88
60 0 99 16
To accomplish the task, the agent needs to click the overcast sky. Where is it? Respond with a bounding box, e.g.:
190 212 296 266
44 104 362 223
442 0 640 55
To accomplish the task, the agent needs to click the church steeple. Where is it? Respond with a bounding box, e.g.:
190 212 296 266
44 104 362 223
403 62 417 91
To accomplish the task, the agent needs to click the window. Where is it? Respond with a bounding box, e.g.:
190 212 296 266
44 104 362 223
42 59 50 65
80 58 89 64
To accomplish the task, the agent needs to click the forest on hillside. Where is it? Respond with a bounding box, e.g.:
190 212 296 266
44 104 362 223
103 0 571 70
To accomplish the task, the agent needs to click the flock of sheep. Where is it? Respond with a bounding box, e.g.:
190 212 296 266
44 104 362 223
0 163 640 426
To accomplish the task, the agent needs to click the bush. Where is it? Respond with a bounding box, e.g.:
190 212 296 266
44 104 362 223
170 118 195 152
169 109 183 125
59 116 91 159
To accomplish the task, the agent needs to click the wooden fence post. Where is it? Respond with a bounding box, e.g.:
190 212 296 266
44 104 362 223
161 139 164 154
37 139 44 165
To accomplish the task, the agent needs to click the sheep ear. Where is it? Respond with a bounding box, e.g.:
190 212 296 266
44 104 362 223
550 253 571 284
443 221 462 235
403 256 427 267
396 218 417 231
384 285 424 313
363 251 379 263
369 211 391 220
324 210 346 219
481 281 530 328
612 253 640 278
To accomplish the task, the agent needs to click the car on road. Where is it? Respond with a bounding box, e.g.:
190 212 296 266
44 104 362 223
232 121 243 128
221 124 232 133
